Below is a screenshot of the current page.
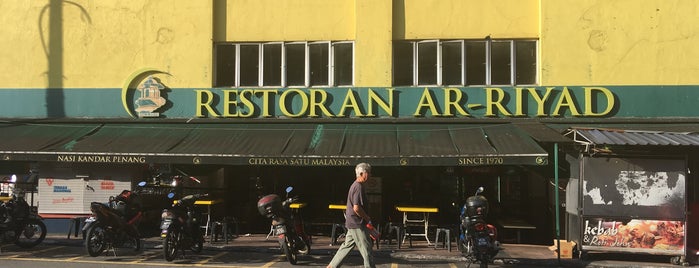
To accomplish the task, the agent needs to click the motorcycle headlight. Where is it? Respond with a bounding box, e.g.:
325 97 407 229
161 210 173 219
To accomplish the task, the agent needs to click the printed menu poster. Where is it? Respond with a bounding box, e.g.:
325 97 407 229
582 218 684 254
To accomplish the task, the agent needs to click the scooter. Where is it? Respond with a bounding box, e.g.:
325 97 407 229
459 187 499 268
83 185 143 257
0 175 46 250
257 186 311 265
160 192 207 261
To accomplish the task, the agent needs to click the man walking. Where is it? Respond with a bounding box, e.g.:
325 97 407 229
327 162 375 268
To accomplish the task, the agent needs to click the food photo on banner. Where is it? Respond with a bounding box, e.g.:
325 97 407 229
580 157 686 254
582 218 684 254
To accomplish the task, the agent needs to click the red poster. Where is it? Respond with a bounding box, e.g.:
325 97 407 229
582 218 684 254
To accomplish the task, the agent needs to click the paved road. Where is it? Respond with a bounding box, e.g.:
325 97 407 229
0 241 504 268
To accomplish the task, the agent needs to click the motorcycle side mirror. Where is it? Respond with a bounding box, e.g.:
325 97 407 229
137 181 147 187
167 192 175 199
285 186 293 193
10 174 17 183
476 186 484 195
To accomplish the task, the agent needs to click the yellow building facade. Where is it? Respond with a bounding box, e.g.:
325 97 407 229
2 0 698 89
1 1 699 247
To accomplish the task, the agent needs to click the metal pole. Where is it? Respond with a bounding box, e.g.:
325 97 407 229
555 143 561 264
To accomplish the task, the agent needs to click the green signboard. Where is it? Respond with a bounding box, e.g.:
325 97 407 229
1 85 698 119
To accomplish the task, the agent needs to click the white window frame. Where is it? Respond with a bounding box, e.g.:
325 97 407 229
309 41 331 87
331 41 355 87
284 41 307 88
262 42 283 88
234 43 240 88
441 40 464 86
416 40 438 86
216 41 355 88
464 40 487 86
487 39 513 86
393 39 537 87
513 40 539 86
237 43 262 87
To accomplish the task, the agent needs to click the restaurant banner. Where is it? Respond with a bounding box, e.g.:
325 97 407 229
582 218 685 254
582 157 686 219
38 177 130 214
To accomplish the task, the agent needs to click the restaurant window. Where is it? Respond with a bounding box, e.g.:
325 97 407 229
393 42 414 86
333 42 353 86
214 41 354 87
286 42 306 87
239 44 260 87
309 42 329 86
515 41 537 85
490 40 511 85
417 41 438 85
262 43 282 86
215 44 236 87
393 39 537 86
442 40 463 85
465 41 486 85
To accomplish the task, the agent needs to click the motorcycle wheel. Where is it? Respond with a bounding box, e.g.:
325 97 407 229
479 261 488 268
279 235 298 265
191 235 204 253
163 230 179 262
14 219 47 248
297 236 310 255
85 225 107 257
130 236 142 251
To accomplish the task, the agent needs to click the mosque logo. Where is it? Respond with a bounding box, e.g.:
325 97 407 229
134 76 167 118
121 69 171 118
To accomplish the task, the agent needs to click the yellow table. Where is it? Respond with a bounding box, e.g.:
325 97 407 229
289 203 307 209
0 196 11 202
396 206 439 245
173 199 223 242
328 204 346 210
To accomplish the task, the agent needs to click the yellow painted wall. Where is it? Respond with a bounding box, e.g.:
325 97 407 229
0 0 212 88
3 0 698 89
355 0 392 86
396 0 539 39
541 0 699 85
226 0 356 41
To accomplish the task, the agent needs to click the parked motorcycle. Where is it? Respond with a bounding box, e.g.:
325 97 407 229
257 186 311 265
0 176 46 249
83 185 143 257
459 187 499 268
160 191 207 261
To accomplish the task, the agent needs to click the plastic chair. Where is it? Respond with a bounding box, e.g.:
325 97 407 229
382 222 403 249
330 223 347 246
434 227 452 251
212 216 238 243
67 216 88 239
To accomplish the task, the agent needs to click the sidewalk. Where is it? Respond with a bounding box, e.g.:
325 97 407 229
45 233 692 267
202 234 695 268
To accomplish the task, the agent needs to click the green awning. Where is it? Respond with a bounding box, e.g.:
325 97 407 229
0 123 554 166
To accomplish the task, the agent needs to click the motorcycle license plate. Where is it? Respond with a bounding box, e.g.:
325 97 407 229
160 220 172 237
275 225 287 235
477 237 488 246
160 220 172 230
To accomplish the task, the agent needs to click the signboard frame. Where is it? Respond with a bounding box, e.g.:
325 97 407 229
579 156 687 255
